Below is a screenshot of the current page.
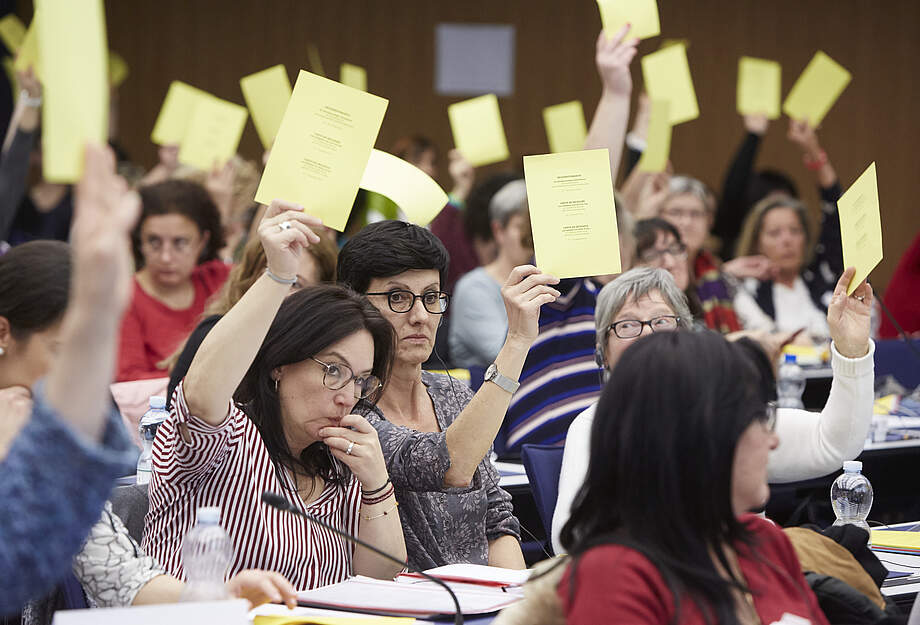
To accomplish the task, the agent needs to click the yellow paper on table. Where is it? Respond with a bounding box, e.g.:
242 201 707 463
340 62 367 92
524 148 621 279
359 149 448 226
240 64 292 149
108 50 129 87
637 99 671 172
737 56 781 119
874 394 898 416
870 530 920 551
37 0 108 183
0 14 26 52
542 100 587 154
641 43 698 125
838 162 883 295
783 51 851 126
447 94 509 167
307 43 326 77
254 615 414 625
13 16 40 78
151 80 212 145
256 70 388 231
177 95 248 171
596 0 660 40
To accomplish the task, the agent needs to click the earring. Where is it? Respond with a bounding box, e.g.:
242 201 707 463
0 347 4 356
274 377 279 392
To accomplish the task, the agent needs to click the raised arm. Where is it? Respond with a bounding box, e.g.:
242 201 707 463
583 25 639 182
182 201 321 424
787 119 837 193
0 69 42 241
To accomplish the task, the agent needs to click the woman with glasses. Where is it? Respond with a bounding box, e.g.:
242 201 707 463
336 220 559 571
633 218 706 324
116 180 229 381
144 201 406 588
551 266 875 554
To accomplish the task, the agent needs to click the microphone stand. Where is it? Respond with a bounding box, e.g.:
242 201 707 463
261 491 463 624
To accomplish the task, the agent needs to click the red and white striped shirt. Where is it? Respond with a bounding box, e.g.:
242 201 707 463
143 382 360 589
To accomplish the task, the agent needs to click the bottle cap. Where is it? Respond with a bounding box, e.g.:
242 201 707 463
149 395 167 409
784 354 797 364
843 460 863 473
197 506 221 524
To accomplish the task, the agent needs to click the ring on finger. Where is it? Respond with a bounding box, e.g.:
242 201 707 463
853 294 866 302
345 441 355 455
278 221 292 232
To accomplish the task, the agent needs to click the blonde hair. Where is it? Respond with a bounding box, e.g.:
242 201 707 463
734 194 814 266
172 155 261 226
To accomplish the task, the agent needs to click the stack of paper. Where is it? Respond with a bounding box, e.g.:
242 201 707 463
870 530 920 555
398 563 531 588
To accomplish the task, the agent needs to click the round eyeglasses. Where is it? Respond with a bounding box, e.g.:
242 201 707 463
310 357 381 400
366 290 450 314
757 401 778 433
607 315 681 339
639 242 688 265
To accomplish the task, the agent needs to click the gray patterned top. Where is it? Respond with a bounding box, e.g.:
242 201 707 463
356 371 520 572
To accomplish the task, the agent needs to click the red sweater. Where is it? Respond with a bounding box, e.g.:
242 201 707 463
116 260 230 382
879 231 920 339
560 515 829 625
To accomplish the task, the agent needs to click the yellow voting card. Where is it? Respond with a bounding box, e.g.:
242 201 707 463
38 0 108 183
597 0 660 40
177 95 248 171
838 162 882 295
783 51 851 126
737 56 781 119
151 81 212 145
307 43 326 77
448 94 509 167
108 51 128 87
340 62 367 92
543 101 587 154
360 149 448 226
641 43 698 125
0 14 26 52
256 70 388 231
240 64 292 149
870 530 920 551
524 148 621 279
253 615 414 625
637 100 671 172
13 16 40 78
659 38 689 51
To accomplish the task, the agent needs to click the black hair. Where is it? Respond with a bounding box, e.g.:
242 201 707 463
0 240 71 339
634 218 704 320
745 169 799 213
463 172 522 244
336 220 450 294
133 179 225 267
235 284 395 491
391 135 438 165
561 330 768 625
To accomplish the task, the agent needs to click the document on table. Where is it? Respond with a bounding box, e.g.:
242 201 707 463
256 70 388 231
240 64 293 149
837 161 882 295
398 563 532 588
339 62 367 91
596 0 660 40
783 51 851 126
177 95 248 170
737 56 781 119
447 93 509 167
641 43 698 125
37 0 108 183
637 99 671 172
151 81 212 145
255 614 412 625
359 149 448 226
524 148 621 279
542 100 587 154
51 599 249 624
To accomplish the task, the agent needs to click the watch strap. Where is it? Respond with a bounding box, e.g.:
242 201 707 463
485 363 520 394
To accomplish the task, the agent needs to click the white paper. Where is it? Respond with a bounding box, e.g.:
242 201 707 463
52 600 249 625
404 563 532 587
435 23 515 96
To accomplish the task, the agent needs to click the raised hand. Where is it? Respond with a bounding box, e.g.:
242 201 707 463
595 25 639 96
743 114 769 136
787 119 822 156
501 265 561 344
723 255 776 281
447 149 475 203
256 200 322 281
225 569 298 609
827 267 872 358
319 413 389 490
205 160 236 222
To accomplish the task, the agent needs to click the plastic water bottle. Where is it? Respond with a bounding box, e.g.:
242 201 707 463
777 354 806 410
830 461 873 532
136 396 169 485
179 507 233 601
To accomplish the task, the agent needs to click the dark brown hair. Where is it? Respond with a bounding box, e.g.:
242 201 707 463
0 241 71 339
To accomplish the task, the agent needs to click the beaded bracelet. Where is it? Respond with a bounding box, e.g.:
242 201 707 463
362 484 395 506
362 478 391 497
265 268 296 285
363 501 398 521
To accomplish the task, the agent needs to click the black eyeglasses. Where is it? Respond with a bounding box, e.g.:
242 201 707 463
639 242 688 265
365 290 450 314
310 357 381 400
607 315 680 339
757 401 778 433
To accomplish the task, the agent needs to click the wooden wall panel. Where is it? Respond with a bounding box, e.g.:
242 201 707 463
20 0 917 294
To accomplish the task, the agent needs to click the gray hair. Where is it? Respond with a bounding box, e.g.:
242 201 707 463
665 175 715 214
488 179 528 226
595 267 694 363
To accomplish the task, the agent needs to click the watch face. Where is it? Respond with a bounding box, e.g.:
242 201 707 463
485 363 497 380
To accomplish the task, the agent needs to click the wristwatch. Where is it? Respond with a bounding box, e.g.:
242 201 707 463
484 363 520 394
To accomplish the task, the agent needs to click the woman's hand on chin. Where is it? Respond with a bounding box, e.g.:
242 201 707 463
319 413 389 489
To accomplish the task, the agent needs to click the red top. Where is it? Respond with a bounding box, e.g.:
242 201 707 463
879 231 920 339
116 260 230 382
428 202 479 294
559 515 829 625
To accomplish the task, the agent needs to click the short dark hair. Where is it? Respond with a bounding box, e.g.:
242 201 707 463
134 179 225 267
746 169 799 211
336 220 449 294
463 172 522 243
561 330 769 622
236 284 396 489
391 135 437 165
0 240 71 339
634 217 682 259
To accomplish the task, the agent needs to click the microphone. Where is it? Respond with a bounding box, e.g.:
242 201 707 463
261 491 463 625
